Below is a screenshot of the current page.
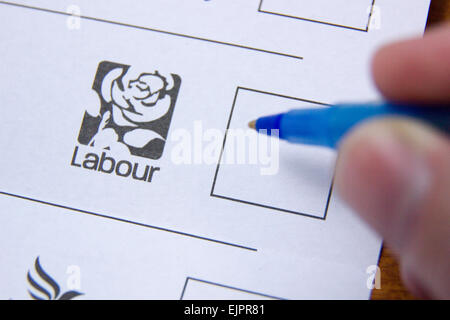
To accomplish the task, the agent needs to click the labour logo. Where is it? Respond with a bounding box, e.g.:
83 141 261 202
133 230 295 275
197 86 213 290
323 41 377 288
77 61 181 160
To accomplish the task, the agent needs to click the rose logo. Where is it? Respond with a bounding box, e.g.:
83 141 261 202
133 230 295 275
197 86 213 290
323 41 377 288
78 61 181 159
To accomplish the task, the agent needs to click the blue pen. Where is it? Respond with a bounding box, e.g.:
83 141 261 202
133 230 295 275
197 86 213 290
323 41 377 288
249 102 450 148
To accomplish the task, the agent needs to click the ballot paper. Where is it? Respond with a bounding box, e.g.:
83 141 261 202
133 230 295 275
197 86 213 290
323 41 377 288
0 0 430 300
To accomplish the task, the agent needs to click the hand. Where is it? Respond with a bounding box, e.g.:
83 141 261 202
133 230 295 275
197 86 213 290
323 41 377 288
335 23 450 299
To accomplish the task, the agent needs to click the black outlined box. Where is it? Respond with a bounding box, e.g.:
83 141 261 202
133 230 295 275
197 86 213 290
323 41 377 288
259 0 376 32
180 277 283 300
211 87 335 220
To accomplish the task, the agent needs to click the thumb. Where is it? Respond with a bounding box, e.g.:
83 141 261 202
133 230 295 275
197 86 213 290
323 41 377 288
335 118 450 299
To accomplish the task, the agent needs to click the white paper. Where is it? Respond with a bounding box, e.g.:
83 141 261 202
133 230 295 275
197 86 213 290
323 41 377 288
0 0 430 300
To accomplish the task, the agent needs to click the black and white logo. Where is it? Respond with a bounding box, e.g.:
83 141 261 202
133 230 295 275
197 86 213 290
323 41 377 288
26 257 83 300
77 61 181 160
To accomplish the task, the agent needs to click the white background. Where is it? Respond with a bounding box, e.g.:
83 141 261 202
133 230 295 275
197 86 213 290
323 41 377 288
0 0 430 299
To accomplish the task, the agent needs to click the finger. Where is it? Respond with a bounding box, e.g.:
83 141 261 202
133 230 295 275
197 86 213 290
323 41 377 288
335 118 450 299
372 23 450 104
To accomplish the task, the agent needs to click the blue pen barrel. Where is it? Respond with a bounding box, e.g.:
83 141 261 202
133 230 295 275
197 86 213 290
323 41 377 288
281 108 334 147
280 103 449 148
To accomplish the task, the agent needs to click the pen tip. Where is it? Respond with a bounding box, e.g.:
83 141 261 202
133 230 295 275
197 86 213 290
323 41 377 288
248 120 256 129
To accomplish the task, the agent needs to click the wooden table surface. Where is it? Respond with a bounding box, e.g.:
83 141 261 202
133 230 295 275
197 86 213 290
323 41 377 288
370 0 450 300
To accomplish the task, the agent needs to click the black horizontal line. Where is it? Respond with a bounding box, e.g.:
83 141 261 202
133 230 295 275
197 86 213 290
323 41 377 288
0 191 257 252
0 1 303 60
257 0 375 33
181 277 286 300
259 9 368 32
211 193 325 220
238 86 330 105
